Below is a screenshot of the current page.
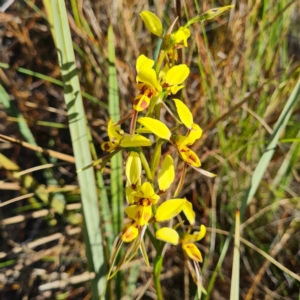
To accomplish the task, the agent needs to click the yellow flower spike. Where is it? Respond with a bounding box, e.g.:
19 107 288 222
179 146 201 167
121 223 139 242
119 135 152 147
137 117 172 140
155 198 187 222
126 152 141 187
182 201 196 225
174 99 193 129
158 155 175 192
182 243 203 262
171 26 191 47
156 227 180 245
140 11 163 37
136 54 154 73
165 65 190 87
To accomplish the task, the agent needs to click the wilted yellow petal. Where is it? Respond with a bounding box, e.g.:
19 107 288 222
182 243 203 262
120 135 152 147
137 67 162 92
140 11 163 37
136 54 154 73
125 205 152 226
121 224 138 242
166 64 190 86
126 152 141 187
137 117 171 140
174 99 193 129
156 227 180 245
155 198 187 222
158 155 175 192
179 146 201 167
182 201 195 225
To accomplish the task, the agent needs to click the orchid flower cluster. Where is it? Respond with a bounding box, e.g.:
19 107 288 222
101 7 233 298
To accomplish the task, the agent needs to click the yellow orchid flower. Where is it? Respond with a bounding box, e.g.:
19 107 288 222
160 64 190 94
155 225 206 298
101 118 152 152
171 26 191 48
134 55 162 112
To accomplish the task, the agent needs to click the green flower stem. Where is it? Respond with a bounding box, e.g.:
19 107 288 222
150 139 163 178
139 149 153 183
153 253 164 300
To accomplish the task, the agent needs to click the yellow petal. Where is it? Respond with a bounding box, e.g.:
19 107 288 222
155 198 187 222
121 224 138 242
136 54 154 73
158 155 175 192
182 201 195 225
174 99 193 129
140 11 163 37
156 227 179 245
165 64 189 86
186 124 203 145
120 135 152 147
126 185 136 204
179 146 201 167
125 205 152 226
182 243 203 262
137 117 171 140
196 224 206 241
137 67 162 92
126 152 141 187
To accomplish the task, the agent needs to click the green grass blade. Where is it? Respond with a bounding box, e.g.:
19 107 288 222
230 209 240 300
47 1 106 298
206 78 300 298
107 25 123 236
108 24 124 299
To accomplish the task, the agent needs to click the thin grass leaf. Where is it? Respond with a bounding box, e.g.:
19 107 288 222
230 209 240 300
205 78 300 298
46 1 106 298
